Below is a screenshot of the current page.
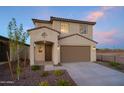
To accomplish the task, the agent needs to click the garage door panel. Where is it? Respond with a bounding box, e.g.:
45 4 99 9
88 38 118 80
61 46 90 62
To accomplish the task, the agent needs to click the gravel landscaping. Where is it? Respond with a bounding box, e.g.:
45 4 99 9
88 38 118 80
0 63 76 86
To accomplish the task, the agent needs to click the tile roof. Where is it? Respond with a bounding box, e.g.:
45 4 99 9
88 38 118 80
50 16 96 25
32 16 96 25
27 26 61 34
32 19 51 24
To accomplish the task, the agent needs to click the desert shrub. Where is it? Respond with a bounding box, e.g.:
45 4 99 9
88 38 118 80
109 62 120 67
53 70 64 76
41 71 49 77
38 81 49 86
57 79 70 86
31 65 41 71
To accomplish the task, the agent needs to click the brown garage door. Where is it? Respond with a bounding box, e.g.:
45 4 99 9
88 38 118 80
61 46 90 62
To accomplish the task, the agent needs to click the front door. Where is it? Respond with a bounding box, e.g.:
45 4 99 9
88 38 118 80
45 44 52 61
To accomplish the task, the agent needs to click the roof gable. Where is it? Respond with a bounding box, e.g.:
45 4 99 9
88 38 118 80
59 33 97 44
27 26 61 34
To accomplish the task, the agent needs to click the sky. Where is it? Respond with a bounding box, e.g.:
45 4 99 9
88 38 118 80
0 6 124 49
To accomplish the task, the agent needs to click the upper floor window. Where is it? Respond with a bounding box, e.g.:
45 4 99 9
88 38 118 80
80 24 88 34
61 22 69 33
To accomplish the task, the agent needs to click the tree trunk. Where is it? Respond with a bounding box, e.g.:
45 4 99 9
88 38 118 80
7 51 14 81
23 50 26 78
17 46 20 80
24 50 26 67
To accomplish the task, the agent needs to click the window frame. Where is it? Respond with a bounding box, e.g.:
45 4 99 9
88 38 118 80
80 24 88 34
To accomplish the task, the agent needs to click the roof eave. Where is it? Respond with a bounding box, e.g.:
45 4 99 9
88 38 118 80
50 16 96 25
59 33 98 44
32 19 51 24
27 26 61 34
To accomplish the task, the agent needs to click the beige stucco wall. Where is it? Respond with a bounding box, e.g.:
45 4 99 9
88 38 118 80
30 43 35 65
59 35 96 61
52 21 93 39
59 35 96 46
34 20 93 39
29 28 59 43
52 21 61 31
35 23 52 28
29 27 60 65
35 44 45 62
90 46 96 61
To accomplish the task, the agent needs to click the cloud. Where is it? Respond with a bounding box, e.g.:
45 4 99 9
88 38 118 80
94 29 117 44
87 11 104 21
87 6 115 21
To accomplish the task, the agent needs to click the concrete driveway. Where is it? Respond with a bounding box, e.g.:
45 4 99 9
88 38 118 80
45 62 124 86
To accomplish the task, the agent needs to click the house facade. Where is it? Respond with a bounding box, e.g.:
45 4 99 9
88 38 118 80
28 16 97 65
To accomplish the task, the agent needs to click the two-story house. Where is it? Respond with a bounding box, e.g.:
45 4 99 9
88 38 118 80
27 16 97 65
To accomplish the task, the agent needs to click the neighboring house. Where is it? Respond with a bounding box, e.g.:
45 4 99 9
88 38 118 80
28 16 97 65
0 35 9 62
0 35 30 62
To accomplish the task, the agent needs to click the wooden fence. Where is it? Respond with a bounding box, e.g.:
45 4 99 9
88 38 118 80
97 55 124 64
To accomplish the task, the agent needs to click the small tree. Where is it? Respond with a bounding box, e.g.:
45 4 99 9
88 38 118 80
8 18 28 80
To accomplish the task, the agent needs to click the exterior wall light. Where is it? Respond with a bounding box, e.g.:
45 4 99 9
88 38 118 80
92 46 96 50
57 42 60 50
57 46 60 50
33 43 36 47
38 45 43 53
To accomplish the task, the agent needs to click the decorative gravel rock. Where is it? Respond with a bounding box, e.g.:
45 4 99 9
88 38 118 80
0 64 76 86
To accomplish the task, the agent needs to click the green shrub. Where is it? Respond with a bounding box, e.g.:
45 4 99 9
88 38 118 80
38 81 49 86
41 71 49 77
31 65 41 71
109 62 120 67
53 70 64 76
57 79 70 86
